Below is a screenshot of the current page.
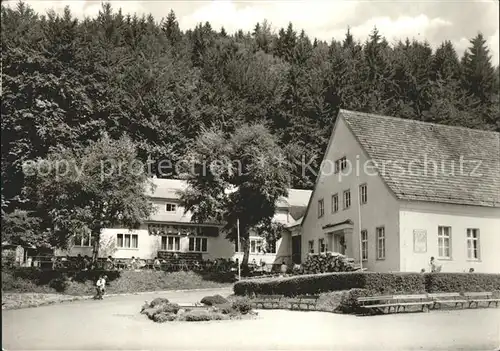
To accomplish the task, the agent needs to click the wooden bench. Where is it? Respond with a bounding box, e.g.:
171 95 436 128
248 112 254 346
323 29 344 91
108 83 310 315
289 295 320 310
391 294 433 312
427 293 467 309
463 292 500 308
253 295 282 309
358 295 395 314
358 294 433 314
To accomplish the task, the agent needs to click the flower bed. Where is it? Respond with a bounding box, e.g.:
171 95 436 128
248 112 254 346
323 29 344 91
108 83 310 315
141 296 256 322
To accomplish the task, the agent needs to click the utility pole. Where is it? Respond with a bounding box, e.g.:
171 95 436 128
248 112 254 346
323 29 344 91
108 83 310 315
356 182 363 270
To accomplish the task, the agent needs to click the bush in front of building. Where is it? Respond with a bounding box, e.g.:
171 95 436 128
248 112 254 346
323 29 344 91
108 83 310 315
363 272 426 294
234 272 500 297
233 272 425 296
425 273 500 293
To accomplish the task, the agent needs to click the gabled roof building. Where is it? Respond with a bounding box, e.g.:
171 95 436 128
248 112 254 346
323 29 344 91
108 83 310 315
298 110 500 273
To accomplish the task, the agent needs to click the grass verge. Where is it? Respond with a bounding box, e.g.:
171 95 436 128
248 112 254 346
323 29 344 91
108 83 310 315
3 269 234 297
2 293 89 310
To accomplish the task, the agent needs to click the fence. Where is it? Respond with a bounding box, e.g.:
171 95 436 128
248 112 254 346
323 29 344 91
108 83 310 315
24 255 287 276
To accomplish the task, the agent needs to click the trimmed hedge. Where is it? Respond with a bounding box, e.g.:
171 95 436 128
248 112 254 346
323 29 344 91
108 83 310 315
233 272 425 297
425 273 500 293
234 272 500 297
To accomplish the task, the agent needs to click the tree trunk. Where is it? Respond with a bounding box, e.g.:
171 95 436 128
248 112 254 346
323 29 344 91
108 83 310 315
241 237 250 276
91 230 100 263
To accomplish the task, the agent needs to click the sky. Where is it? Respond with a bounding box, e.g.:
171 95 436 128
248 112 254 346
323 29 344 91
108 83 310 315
5 0 500 65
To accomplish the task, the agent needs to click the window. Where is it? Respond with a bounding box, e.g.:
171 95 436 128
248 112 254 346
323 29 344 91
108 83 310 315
308 240 314 253
188 237 208 252
438 226 451 259
376 227 385 260
332 194 339 213
318 199 324 218
267 240 277 254
318 238 326 253
74 231 93 247
340 157 347 171
250 238 264 254
466 228 480 260
335 157 348 173
361 230 368 261
360 184 367 204
117 234 138 249
161 236 180 251
343 190 351 209
165 203 177 212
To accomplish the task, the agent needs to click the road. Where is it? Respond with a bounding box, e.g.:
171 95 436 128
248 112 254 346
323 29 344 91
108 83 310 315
3 288 500 350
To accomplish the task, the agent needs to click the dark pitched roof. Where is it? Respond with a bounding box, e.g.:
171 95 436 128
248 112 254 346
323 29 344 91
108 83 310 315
340 110 500 207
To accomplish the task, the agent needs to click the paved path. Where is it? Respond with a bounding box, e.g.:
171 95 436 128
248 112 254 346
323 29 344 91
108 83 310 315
3 288 499 350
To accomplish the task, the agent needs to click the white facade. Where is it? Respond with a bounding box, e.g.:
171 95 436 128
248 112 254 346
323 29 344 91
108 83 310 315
59 180 311 265
300 111 500 273
300 115 401 271
399 202 500 273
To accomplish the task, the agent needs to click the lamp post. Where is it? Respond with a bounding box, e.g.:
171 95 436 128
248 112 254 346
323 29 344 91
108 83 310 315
356 178 363 270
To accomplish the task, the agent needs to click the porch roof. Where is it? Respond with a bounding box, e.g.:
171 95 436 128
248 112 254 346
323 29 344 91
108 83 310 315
322 219 353 231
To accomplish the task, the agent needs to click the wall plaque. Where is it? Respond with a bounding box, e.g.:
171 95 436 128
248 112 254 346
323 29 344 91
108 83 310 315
413 229 427 253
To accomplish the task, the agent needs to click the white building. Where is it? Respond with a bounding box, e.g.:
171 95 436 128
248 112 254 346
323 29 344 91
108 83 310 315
60 178 311 265
299 109 500 273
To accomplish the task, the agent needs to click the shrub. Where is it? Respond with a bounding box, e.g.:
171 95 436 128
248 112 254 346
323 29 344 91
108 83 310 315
142 308 159 319
2 250 16 269
140 302 149 313
231 297 252 315
182 310 216 321
149 297 170 307
315 291 345 312
363 273 425 294
233 272 425 296
153 312 177 323
157 303 180 314
425 273 500 293
200 294 228 306
49 277 70 292
213 303 233 314
336 288 370 314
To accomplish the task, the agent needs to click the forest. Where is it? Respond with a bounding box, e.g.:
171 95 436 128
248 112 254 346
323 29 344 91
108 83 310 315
2 2 499 241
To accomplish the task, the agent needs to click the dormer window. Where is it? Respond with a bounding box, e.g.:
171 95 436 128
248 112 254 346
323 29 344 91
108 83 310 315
165 203 177 212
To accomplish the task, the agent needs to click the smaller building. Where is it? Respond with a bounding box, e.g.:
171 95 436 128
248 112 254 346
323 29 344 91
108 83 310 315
57 179 311 265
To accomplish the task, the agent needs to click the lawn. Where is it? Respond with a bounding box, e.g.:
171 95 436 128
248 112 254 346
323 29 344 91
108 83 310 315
2 269 234 309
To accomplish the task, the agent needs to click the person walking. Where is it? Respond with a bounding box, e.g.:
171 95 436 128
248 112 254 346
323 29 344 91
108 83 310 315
95 275 107 300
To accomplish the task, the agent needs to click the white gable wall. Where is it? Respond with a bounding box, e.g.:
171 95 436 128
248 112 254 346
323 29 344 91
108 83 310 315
301 116 401 271
399 201 500 273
